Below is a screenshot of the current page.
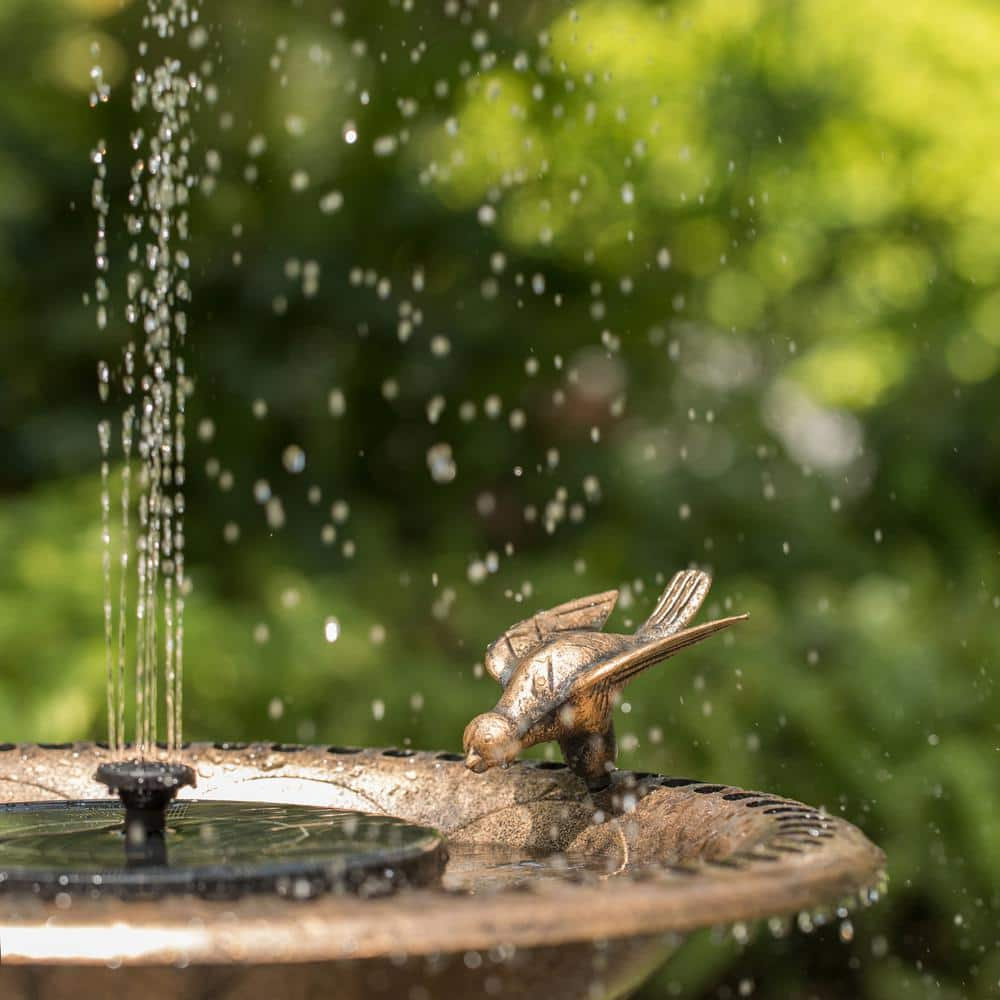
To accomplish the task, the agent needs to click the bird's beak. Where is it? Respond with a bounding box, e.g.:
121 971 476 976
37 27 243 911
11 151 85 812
465 749 488 773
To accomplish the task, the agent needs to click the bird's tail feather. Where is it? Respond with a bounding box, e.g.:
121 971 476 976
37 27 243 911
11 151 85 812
636 568 712 640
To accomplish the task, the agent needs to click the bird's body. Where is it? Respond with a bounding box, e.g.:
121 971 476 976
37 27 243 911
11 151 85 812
463 569 747 788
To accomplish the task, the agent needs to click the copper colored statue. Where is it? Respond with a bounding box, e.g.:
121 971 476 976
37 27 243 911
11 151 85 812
464 569 748 789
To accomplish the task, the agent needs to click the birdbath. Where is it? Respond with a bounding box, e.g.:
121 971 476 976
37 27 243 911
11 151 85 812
0 742 884 999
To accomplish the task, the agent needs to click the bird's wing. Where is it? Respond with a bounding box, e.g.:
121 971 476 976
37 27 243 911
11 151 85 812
566 614 749 698
484 589 619 685
635 568 712 640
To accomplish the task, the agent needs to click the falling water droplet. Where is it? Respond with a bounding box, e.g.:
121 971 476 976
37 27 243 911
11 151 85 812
266 497 286 530
97 362 110 402
427 442 457 484
282 444 306 474
328 388 346 416
320 190 344 215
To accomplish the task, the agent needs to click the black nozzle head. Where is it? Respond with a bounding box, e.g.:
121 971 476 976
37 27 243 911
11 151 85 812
96 759 196 809
95 760 196 866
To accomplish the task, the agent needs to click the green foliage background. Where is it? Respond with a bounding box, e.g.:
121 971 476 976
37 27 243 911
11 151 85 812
0 0 997 996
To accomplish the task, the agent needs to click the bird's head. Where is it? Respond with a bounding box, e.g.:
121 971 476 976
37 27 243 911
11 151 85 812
463 712 519 773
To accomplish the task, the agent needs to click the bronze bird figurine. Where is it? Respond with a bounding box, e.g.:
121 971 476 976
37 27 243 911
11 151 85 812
463 568 748 789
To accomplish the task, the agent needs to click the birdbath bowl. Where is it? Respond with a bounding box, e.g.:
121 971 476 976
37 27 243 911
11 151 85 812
0 742 885 999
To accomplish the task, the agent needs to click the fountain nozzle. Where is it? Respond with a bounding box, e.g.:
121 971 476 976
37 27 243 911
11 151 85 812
95 760 196 866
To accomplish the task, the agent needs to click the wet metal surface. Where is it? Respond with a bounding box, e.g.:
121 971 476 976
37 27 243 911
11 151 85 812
464 569 748 786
